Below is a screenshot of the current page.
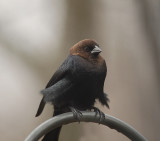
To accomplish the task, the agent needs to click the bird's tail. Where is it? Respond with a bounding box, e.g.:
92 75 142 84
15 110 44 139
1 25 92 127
42 126 62 141
42 110 62 141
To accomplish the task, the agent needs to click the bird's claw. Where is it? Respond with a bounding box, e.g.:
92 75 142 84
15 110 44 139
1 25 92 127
91 107 105 123
69 107 83 122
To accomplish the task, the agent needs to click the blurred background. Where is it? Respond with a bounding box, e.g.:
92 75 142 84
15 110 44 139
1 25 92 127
0 0 160 141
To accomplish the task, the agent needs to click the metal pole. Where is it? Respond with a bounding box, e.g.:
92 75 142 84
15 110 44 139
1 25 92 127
24 111 147 141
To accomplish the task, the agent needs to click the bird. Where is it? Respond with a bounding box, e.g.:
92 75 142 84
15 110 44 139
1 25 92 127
35 39 109 141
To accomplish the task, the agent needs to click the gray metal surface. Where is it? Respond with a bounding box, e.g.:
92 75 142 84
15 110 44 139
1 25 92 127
24 111 147 141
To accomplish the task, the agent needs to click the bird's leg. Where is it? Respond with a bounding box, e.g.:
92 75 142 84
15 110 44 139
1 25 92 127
69 106 83 122
91 106 105 123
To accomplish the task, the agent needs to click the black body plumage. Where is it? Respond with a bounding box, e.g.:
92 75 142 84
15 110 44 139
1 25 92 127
35 39 109 141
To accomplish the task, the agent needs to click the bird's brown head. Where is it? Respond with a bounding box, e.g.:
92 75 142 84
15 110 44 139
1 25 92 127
70 39 102 61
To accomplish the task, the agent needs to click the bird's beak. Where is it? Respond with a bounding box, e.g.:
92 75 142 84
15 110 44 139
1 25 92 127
91 45 102 54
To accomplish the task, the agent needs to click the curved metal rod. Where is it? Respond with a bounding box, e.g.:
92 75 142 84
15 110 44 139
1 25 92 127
25 111 147 141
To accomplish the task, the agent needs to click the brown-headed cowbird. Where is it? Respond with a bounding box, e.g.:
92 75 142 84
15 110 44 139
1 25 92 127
35 39 109 141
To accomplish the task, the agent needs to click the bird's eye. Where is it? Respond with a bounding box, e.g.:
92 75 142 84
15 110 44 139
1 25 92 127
84 46 90 52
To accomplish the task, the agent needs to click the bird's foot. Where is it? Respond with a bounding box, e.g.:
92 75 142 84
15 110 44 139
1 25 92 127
91 107 105 123
69 106 83 122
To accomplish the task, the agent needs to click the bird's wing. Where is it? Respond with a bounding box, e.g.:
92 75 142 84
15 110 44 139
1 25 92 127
45 62 69 88
35 56 73 117
41 78 73 102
